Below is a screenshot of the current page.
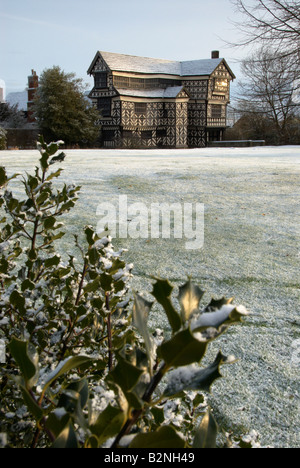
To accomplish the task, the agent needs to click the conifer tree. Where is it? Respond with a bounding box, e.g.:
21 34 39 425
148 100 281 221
34 66 99 147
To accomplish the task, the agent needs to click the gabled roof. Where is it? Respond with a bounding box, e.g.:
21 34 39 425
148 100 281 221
116 86 189 99
181 59 223 76
99 51 181 75
88 51 236 79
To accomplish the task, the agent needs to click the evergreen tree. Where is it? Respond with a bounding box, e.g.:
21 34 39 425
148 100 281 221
34 66 99 146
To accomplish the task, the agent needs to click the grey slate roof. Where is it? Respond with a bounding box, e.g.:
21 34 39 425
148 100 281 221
180 59 224 76
116 86 188 99
90 51 235 78
100 51 181 75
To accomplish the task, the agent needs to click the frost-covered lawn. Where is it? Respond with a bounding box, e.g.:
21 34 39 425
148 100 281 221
1 145 299 448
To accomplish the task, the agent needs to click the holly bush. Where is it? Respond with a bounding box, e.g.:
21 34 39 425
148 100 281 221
0 137 250 448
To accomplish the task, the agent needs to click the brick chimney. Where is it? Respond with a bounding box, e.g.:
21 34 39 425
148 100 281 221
27 70 38 123
211 51 220 59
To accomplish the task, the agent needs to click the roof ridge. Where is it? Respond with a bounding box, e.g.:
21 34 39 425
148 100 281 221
100 51 223 65
88 51 235 79
100 50 177 64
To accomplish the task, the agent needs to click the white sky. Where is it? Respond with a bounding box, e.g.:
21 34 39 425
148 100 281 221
0 0 252 95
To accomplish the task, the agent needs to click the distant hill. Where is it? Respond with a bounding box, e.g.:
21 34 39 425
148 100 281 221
6 90 27 111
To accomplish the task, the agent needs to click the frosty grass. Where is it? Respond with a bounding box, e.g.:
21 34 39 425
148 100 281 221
1 145 299 448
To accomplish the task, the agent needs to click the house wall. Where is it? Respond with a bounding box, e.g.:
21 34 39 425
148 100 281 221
88 54 233 148
120 100 188 148
207 62 232 130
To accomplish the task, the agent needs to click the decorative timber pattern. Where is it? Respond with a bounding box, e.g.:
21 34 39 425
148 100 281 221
87 51 235 148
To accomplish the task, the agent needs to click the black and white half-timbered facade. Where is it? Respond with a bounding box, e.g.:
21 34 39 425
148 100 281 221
87 51 235 148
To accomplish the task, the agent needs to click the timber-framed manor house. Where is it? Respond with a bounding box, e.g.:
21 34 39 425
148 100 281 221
87 51 235 148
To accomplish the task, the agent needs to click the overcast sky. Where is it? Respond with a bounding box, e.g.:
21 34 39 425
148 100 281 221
1 0 251 95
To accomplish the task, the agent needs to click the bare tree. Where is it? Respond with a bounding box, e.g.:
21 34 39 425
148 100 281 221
230 0 300 62
234 47 300 143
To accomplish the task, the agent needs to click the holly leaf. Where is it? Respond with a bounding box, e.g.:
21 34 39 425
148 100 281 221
44 255 61 268
193 410 218 448
204 296 234 312
163 351 236 397
0 166 7 187
46 410 70 438
45 168 64 182
129 425 186 448
191 304 249 332
178 280 205 322
151 278 181 333
20 386 44 421
0 167 20 187
159 327 207 368
90 404 126 446
42 355 94 394
52 424 78 448
132 294 155 373
49 152 66 165
9 290 26 315
9 337 39 389
109 354 144 394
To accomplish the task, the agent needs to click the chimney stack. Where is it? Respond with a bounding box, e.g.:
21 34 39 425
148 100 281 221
211 51 220 59
27 70 38 123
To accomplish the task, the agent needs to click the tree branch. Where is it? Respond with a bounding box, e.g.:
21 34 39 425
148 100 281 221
110 362 167 448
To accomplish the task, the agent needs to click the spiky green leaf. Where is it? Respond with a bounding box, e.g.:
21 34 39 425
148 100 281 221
193 410 218 448
9 337 39 389
151 278 181 333
42 356 94 393
178 280 205 322
52 424 78 448
90 404 126 445
163 351 236 397
159 327 207 368
132 294 155 372
129 425 186 448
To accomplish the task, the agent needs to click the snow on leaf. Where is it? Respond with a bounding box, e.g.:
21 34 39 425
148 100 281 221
191 304 249 332
163 351 235 397
42 355 94 393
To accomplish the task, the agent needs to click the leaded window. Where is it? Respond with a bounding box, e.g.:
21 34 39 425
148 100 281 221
211 105 222 119
95 72 107 88
134 102 147 116
113 76 182 90
113 76 129 88
97 98 111 117
214 79 228 93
